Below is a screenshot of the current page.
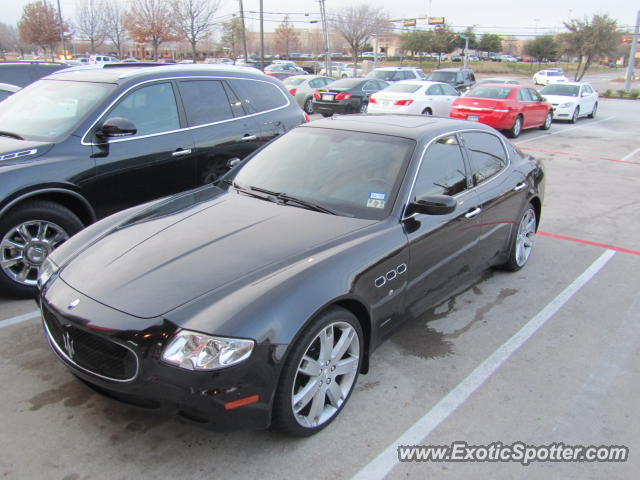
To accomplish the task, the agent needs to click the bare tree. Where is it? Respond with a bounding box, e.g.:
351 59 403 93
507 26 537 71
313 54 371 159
275 15 298 59
0 23 21 53
18 0 69 60
104 0 126 57
75 0 107 53
331 4 389 68
172 0 220 61
124 0 176 60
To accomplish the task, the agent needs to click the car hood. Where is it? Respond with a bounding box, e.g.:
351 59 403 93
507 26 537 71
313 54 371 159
541 94 577 105
59 191 375 318
0 137 54 165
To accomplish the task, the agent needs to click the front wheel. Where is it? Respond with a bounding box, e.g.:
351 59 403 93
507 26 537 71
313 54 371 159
539 111 552 130
588 102 597 119
500 203 537 272
570 107 579 124
506 115 523 138
0 200 84 297
272 306 363 436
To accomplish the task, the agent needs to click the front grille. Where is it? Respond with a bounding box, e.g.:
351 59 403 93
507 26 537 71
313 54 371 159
43 306 138 382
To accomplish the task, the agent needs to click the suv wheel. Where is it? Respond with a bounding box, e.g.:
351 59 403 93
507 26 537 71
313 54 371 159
0 201 83 297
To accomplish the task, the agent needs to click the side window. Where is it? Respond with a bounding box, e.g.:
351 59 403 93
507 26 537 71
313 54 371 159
413 135 468 198
228 79 288 113
426 84 443 95
518 89 532 101
308 78 321 88
528 88 542 101
107 82 180 137
441 84 459 96
461 132 507 184
178 80 234 126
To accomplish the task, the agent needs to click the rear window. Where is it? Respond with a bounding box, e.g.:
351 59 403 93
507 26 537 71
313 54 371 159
228 79 288 113
384 84 421 93
426 71 456 82
283 77 307 86
327 78 363 88
467 86 514 99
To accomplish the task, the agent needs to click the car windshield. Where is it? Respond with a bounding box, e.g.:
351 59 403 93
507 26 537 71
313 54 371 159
0 79 114 142
384 84 422 93
231 127 416 220
426 72 456 82
367 71 398 81
466 86 514 99
283 77 307 86
541 84 579 96
546 71 562 76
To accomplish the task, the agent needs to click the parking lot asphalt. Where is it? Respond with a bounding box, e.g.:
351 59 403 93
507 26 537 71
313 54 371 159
1 98 639 479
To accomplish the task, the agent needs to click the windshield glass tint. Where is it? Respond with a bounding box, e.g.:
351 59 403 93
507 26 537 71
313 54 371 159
540 84 579 96
232 127 415 220
0 79 114 141
467 86 514 99
426 72 456 82
385 84 422 93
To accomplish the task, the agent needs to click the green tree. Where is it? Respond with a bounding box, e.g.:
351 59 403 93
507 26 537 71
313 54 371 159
400 30 430 55
221 17 244 60
478 33 502 53
454 26 478 52
524 35 558 66
559 14 620 81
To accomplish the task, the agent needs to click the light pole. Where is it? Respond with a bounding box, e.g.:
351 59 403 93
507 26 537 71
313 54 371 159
55 0 66 60
625 10 640 92
238 0 248 62
319 0 331 76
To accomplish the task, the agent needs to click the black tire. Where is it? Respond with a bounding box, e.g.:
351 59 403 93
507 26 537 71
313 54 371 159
499 203 537 272
321 112 332 118
539 110 552 130
422 108 433 116
0 200 84 297
272 306 363 436
303 97 314 115
588 102 597 119
569 106 579 124
359 102 368 114
506 115 523 138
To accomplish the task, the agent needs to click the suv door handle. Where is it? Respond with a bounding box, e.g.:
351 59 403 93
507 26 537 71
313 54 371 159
514 182 527 192
465 207 482 219
172 149 192 157
241 134 257 142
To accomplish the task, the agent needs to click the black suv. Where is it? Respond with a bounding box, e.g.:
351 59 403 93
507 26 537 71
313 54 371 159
425 67 476 92
0 64 306 295
0 61 68 88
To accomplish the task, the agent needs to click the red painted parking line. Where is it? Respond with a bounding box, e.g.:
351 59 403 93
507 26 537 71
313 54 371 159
538 231 640 256
520 147 640 166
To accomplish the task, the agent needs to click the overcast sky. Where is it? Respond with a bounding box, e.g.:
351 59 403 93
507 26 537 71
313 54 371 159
3 0 637 37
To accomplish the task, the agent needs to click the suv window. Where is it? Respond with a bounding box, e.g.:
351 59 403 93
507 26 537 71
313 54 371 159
461 132 507 184
179 80 234 126
229 79 288 113
413 135 468 198
108 82 180 137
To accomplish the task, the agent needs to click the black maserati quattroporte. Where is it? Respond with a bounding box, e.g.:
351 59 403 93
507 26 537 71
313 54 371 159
39 115 544 436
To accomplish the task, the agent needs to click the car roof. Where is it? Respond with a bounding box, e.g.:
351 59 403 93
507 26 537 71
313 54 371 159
431 67 470 72
373 66 420 71
392 80 443 87
42 64 269 84
302 115 494 141
541 82 588 87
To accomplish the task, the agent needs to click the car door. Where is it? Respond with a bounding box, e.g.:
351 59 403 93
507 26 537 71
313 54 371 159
404 133 483 320
436 83 460 115
459 131 527 267
177 78 261 185
579 84 596 115
527 88 549 124
83 80 196 218
424 84 444 115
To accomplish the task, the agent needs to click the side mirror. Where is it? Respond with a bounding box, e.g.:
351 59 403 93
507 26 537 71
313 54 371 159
96 117 137 139
541 96 547 102
227 157 241 169
407 195 457 216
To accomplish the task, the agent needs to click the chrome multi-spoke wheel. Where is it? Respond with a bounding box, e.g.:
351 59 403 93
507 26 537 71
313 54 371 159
292 321 360 428
0 220 69 286
515 207 536 267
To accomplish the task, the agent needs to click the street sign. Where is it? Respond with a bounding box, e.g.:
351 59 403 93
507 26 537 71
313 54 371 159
404 19 417 27
428 17 445 25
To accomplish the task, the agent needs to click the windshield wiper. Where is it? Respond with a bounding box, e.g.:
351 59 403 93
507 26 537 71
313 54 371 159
0 131 24 140
228 182 336 215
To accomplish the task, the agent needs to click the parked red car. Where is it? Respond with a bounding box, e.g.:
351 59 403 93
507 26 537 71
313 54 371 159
450 84 552 138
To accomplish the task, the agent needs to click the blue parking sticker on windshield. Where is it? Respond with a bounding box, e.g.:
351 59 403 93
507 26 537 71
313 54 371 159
367 192 386 209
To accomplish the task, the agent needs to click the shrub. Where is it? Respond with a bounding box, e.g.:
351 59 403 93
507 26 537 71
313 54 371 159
616 89 627 98
603 89 613 98
629 89 640 99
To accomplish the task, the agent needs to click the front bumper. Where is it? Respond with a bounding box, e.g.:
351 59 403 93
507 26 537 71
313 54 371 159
550 104 576 120
39 278 285 430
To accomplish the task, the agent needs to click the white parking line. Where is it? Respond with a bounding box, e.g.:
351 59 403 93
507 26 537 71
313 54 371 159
514 116 616 145
351 249 616 480
0 310 41 329
621 146 640 162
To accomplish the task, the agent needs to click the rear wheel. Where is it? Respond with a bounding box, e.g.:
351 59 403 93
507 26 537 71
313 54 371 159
0 201 84 297
272 306 363 436
506 115 523 138
359 102 368 114
303 97 314 114
588 102 597 119
500 203 537 272
321 112 332 118
422 108 433 116
539 111 552 130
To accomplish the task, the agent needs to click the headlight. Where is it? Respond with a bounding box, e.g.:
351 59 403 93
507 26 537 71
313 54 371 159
559 102 574 108
37 257 58 290
161 330 254 370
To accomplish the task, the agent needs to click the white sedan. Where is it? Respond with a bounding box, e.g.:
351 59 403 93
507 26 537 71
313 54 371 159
533 69 569 86
367 81 460 116
539 82 599 123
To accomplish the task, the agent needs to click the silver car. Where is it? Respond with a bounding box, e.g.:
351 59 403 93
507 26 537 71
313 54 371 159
282 75 335 114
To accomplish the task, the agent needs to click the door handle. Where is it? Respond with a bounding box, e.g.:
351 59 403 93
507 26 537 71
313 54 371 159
241 134 257 142
172 149 192 157
465 207 482 219
514 182 527 192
